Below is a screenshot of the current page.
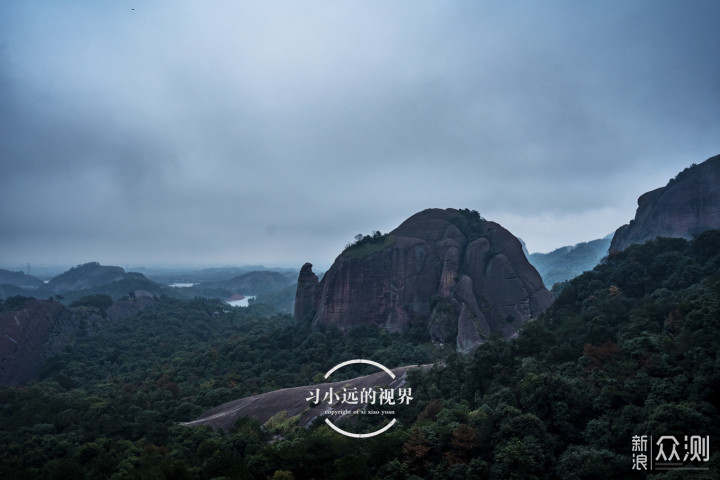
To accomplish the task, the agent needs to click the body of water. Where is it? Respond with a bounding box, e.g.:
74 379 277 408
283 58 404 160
226 296 256 307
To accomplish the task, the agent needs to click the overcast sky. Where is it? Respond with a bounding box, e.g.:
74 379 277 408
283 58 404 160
1 1 719 270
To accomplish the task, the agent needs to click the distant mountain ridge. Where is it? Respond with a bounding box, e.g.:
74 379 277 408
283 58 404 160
142 265 297 285
529 236 611 288
611 153 720 251
295 208 552 353
37 262 126 295
0 269 44 290
187 270 296 299
0 262 297 309
28 262 178 304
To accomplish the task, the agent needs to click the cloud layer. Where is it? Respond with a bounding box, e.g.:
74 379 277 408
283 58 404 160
2 1 719 268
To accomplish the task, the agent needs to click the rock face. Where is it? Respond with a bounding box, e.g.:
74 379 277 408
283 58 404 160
295 208 553 353
0 300 79 386
0 297 153 385
611 154 720 252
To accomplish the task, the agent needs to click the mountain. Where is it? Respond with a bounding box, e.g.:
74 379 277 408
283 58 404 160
38 262 126 295
295 208 553 353
528 236 611 288
611 153 720 251
141 265 297 285
0 269 45 290
18 262 297 310
3 232 719 477
32 262 178 303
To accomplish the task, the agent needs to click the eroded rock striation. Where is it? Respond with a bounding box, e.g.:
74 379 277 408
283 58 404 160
611 154 720 252
294 208 553 353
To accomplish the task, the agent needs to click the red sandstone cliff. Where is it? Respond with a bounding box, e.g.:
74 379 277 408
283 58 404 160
611 154 720 251
295 208 553 353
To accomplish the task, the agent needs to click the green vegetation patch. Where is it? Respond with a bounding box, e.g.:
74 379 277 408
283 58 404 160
341 232 395 259
70 294 114 317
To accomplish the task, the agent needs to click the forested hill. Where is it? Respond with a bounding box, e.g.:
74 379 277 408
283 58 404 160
0 269 44 289
528 236 611 288
0 232 719 477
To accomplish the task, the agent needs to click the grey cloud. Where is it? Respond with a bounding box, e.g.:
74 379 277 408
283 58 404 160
1 0 719 264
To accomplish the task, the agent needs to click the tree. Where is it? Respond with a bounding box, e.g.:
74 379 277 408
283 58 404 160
491 436 547 480
402 427 430 474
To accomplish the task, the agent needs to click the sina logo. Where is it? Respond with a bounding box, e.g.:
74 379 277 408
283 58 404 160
305 359 414 438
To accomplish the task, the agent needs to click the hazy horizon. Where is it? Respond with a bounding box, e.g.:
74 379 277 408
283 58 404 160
2 1 719 267
0 228 614 278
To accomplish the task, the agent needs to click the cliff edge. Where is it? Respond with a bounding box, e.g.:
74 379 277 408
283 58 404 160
611 154 720 251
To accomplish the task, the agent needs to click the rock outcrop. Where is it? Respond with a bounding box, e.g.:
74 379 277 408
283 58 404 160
0 296 153 385
295 208 553 353
611 154 720 251
181 365 425 432
294 263 319 325
0 299 79 386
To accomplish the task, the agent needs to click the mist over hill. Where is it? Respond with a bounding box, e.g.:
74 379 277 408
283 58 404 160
528 236 612 289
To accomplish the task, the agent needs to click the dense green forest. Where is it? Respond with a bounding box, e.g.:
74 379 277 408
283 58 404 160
1 232 719 478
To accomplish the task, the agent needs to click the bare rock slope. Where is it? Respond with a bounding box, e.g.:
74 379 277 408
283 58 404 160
181 365 423 431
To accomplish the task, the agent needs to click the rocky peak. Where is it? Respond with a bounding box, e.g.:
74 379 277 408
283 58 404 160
294 208 553 353
611 154 720 251
294 263 319 325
